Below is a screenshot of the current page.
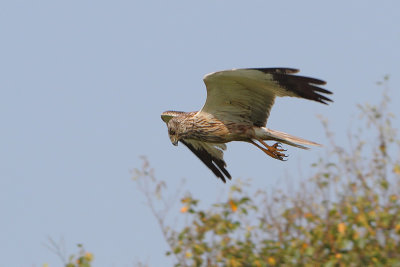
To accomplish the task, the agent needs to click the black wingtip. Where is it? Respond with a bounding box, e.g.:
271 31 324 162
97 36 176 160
273 73 333 104
247 67 333 104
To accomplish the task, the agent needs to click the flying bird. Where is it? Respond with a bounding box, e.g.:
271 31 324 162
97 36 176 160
161 68 332 182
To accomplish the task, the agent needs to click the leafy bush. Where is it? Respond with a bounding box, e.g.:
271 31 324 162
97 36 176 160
44 241 94 267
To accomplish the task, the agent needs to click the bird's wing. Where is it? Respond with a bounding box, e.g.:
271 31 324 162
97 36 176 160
198 68 332 127
180 139 231 183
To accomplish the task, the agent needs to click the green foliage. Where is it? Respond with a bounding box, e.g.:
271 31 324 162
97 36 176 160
43 242 94 267
134 82 400 266
65 244 94 267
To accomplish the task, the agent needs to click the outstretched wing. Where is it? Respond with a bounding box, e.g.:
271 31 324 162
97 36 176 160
198 68 332 127
180 140 231 183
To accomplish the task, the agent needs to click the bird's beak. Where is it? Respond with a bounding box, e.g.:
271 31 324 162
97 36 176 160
170 136 179 146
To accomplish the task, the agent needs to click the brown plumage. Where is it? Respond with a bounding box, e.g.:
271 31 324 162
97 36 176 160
161 68 333 182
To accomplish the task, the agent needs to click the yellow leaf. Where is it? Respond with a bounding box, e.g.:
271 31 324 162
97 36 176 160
185 251 192 258
267 257 276 266
229 200 238 212
379 144 386 154
357 214 368 226
338 223 346 234
353 231 359 240
180 205 189 213
368 228 376 236
368 210 376 217
228 258 241 267
335 253 342 259
394 164 400 175
304 212 313 218
181 197 191 203
85 252 94 261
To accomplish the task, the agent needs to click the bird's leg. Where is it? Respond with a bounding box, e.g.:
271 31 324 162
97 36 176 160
250 140 287 161
259 140 287 154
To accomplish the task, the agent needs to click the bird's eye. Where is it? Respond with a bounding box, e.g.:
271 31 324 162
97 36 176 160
169 129 176 135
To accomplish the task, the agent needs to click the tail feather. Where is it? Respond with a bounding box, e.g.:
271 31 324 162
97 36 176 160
255 127 321 150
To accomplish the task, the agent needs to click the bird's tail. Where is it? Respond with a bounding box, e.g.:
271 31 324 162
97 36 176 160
255 127 321 150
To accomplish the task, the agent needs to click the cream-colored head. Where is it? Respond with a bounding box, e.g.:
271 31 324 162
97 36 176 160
161 110 187 146
167 118 181 146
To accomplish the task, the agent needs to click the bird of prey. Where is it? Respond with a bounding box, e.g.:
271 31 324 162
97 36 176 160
161 68 332 182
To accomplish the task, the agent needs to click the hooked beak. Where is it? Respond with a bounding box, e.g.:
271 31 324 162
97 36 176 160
170 136 179 146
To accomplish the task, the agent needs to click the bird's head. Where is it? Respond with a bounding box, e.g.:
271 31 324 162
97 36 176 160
167 118 181 146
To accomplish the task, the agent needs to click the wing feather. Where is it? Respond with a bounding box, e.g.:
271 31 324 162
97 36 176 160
180 140 231 183
198 68 332 127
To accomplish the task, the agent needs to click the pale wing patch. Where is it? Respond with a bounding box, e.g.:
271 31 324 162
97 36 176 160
200 71 276 126
204 68 298 97
199 68 332 127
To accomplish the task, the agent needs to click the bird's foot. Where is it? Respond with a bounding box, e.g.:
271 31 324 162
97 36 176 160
251 140 288 161
266 142 288 161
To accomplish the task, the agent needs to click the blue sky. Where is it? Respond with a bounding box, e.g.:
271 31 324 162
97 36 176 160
1 1 399 266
